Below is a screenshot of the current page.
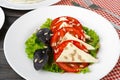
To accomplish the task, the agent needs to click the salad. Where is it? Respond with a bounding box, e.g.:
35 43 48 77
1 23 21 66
25 16 100 73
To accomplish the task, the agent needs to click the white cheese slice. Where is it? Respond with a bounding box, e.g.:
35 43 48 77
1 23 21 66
84 34 91 40
61 32 95 50
56 42 98 63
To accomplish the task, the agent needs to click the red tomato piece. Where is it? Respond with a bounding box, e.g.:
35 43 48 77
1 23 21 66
54 40 89 72
57 63 80 72
51 16 68 27
50 16 84 33
57 63 89 72
51 27 85 49
50 21 65 33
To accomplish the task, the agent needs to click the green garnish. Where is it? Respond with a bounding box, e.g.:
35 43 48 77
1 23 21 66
25 18 52 59
40 18 52 29
80 67 90 74
25 18 64 72
25 33 45 59
83 26 100 58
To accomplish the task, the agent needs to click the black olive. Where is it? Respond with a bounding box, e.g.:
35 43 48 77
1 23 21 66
33 49 48 70
36 28 52 45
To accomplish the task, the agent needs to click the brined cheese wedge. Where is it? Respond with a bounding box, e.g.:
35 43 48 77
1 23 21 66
61 32 95 50
56 42 98 63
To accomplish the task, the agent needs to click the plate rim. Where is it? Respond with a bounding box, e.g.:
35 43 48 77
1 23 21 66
0 7 5 29
0 0 60 10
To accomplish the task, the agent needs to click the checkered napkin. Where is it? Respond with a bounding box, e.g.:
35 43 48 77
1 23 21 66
54 0 120 80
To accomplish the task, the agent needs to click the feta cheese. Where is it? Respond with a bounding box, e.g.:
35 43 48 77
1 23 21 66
56 42 98 63
61 32 95 50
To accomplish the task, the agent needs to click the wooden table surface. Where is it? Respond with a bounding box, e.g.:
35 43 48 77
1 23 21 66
0 7 27 80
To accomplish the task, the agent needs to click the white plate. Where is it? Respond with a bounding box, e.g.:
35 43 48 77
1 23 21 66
0 0 60 10
0 7 5 29
4 6 120 80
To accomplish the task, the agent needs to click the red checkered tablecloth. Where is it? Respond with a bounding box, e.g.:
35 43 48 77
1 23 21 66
54 0 120 80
